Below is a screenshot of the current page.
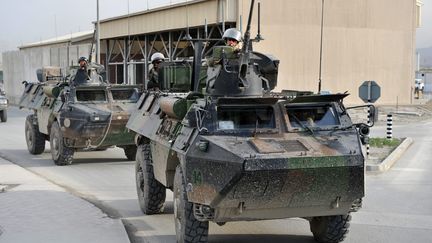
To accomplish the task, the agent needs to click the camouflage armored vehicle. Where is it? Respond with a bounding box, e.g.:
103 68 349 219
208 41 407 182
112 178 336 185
127 1 375 242
19 63 138 165
0 88 8 122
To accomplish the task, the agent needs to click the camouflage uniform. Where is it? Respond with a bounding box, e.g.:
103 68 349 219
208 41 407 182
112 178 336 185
147 66 160 89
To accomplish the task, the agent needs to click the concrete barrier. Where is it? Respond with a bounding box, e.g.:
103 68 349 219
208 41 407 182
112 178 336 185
366 137 414 172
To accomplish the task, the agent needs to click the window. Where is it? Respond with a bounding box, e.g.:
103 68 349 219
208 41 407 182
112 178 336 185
111 89 139 102
76 90 107 102
286 105 340 128
216 106 275 130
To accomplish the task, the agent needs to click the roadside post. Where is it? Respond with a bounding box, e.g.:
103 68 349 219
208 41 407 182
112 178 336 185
387 114 393 139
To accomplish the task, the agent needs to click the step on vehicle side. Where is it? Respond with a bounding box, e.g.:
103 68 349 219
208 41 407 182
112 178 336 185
19 63 138 165
127 1 375 242
0 88 8 123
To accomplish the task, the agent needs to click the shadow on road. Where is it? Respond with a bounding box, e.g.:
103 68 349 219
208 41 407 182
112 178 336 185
0 148 131 167
209 234 315 243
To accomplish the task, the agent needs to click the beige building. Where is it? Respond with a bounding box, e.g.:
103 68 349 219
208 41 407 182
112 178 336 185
97 0 423 105
2 0 423 105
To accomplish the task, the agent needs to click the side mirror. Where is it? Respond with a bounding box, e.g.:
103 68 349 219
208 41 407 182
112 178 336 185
368 105 378 123
345 104 378 127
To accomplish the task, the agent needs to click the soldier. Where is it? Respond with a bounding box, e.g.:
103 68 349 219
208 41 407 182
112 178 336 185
147 52 164 90
414 80 420 99
73 56 89 86
207 28 243 67
419 81 425 98
222 28 242 50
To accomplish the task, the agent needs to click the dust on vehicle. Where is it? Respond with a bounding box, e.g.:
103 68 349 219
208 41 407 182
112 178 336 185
19 63 138 165
127 1 375 242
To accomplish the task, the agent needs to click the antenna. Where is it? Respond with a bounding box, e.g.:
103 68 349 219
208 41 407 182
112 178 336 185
239 15 243 33
222 0 225 32
254 2 263 41
204 18 208 38
318 0 325 94
184 0 192 40
242 0 255 53
89 29 96 63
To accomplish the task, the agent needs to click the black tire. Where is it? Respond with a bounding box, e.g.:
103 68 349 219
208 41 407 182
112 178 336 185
135 143 166 214
174 165 209 243
0 110 7 122
124 145 137 161
25 114 45 154
50 122 74 166
310 214 351 243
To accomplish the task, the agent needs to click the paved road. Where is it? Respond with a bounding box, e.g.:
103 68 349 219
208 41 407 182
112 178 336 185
1 107 431 243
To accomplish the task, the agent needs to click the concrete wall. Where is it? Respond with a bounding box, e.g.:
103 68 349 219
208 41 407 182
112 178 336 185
2 44 91 104
239 0 417 105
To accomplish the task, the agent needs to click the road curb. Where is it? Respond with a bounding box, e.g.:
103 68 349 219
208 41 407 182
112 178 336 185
366 137 414 172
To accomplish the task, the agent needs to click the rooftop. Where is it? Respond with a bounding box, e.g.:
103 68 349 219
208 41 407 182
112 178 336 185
19 30 94 50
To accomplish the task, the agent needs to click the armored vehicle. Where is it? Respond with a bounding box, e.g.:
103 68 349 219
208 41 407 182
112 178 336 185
0 88 8 122
127 1 375 242
19 63 138 165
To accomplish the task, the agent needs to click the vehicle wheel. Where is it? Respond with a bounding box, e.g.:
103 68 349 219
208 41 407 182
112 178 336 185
135 143 166 214
174 165 209 243
310 214 351 243
124 145 137 161
0 110 7 122
25 114 45 154
50 122 74 166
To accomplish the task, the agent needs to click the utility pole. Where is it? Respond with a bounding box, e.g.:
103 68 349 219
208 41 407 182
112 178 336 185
97 0 101 63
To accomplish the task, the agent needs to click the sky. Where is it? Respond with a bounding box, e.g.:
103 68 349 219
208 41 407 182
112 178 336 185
0 0 183 55
417 0 432 49
0 0 431 56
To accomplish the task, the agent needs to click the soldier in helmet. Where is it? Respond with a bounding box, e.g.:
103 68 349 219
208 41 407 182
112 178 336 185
147 52 164 90
73 56 89 86
222 28 242 50
207 28 242 66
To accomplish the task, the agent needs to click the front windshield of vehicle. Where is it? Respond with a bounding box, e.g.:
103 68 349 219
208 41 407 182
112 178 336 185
286 104 340 128
216 106 275 130
76 90 107 102
111 89 139 102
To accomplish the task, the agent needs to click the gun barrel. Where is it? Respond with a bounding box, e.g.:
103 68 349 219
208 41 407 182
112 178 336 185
242 0 255 52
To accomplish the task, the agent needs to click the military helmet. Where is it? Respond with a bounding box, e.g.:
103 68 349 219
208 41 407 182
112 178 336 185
222 28 242 42
151 52 164 63
78 56 88 63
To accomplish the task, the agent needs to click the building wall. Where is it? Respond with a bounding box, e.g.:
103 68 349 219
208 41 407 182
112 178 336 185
239 0 417 105
2 44 91 104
